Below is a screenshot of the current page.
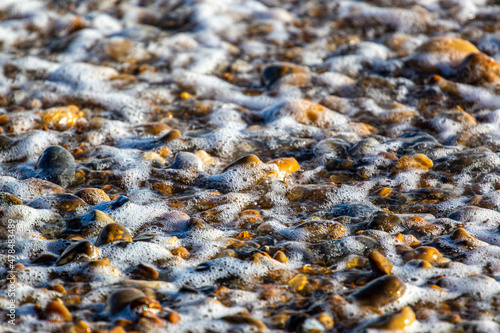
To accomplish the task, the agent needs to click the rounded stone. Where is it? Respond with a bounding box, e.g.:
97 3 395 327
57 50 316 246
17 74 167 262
35 145 76 188
168 152 203 171
74 188 111 205
95 223 133 246
350 274 406 307
367 211 403 233
108 288 145 315
56 240 99 266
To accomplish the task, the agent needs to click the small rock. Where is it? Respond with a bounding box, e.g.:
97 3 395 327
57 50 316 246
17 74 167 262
41 105 84 131
368 250 393 275
168 151 203 171
74 188 110 205
349 274 406 307
41 298 73 322
408 36 479 73
35 145 76 188
95 223 133 246
455 52 500 86
367 306 416 331
403 246 449 264
56 240 99 266
261 62 309 88
108 288 145 315
367 211 403 233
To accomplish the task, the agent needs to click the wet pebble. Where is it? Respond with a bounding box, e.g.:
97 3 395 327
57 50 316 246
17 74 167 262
408 36 479 73
108 288 146 315
95 223 133 246
349 274 406 307
74 188 110 205
35 145 76 188
261 62 309 88
56 240 99 266
368 250 393 275
168 151 203 171
367 306 416 331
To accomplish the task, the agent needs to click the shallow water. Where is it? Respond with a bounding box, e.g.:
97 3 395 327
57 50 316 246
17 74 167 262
2 0 500 332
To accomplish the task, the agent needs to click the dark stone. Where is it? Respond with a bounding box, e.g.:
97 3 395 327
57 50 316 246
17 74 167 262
35 145 76 188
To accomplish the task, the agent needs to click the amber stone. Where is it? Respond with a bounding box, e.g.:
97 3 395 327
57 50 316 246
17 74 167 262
95 223 133 246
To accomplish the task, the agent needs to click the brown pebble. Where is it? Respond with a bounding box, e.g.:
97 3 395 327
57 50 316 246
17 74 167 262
110 326 127 333
135 122 171 135
167 311 181 324
221 315 267 332
368 306 416 331
261 62 309 88
56 240 99 266
456 52 500 86
270 312 290 329
108 288 145 315
171 246 190 259
393 154 433 171
368 250 393 275
0 192 22 206
41 105 84 131
273 251 288 263
316 313 334 329
410 36 479 72
52 285 66 294
267 157 300 175
95 223 133 246
42 298 73 322
74 188 110 205
66 320 91 333
403 246 448 264
288 274 308 292
130 263 159 281
159 129 182 142
350 275 406 307
222 154 262 173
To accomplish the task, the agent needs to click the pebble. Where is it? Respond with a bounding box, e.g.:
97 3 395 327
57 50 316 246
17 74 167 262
95 223 133 246
221 315 267 332
330 201 381 219
367 211 403 233
28 193 88 213
35 145 77 188
41 298 73 322
367 306 416 331
293 220 346 242
261 62 309 88
41 105 84 131
130 263 159 280
0 192 22 206
393 153 433 171
74 188 110 205
56 240 99 266
349 275 406 307
408 36 479 73
368 250 393 275
108 288 146 315
455 52 500 86
168 151 203 171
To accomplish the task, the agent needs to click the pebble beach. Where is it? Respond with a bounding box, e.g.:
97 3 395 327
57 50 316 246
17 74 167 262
2 0 500 332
